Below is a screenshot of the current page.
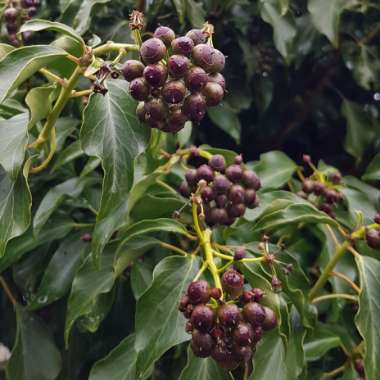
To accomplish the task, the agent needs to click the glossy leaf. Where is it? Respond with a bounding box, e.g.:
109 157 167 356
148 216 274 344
178 348 233 380
0 45 67 103
89 334 137 380
135 255 200 378
80 79 150 264
355 255 380 380
362 153 380 181
19 19 85 48
6 306 61 380
250 151 297 189
131 260 153 300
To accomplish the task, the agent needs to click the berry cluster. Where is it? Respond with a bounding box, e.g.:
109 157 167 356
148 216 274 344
122 25 226 133
365 214 380 250
179 153 260 226
299 172 344 218
2 0 40 45
179 269 277 370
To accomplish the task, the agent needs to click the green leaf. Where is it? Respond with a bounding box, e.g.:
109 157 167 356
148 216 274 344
25 86 58 130
0 216 73 273
6 306 61 380
250 151 297 189
50 140 83 173
250 330 286 380
207 103 241 143
19 19 85 48
64 250 116 346
279 0 290 15
0 113 29 177
0 45 67 103
362 153 380 181
0 166 31 258
28 233 89 310
0 43 15 59
178 348 233 380
186 0 206 28
308 0 346 47
354 255 380 380
260 0 296 62
131 260 153 300
80 79 150 265
342 99 378 163
89 334 137 380
33 177 96 235
172 0 186 23
135 255 200 378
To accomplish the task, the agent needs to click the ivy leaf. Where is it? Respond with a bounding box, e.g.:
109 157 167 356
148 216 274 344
207 103 241 143
186 0 206 28
0 113 29 177
260 0 296 62
50 140 83 173
28 233 89 310
135 255 200 379
33 176 96 236
172 0 186 24
250 330 286 380
80 79 150 265
19 19 85 48
64 250 116 346
362 153 380 181
89 334 137 380
0 43 15 59
308 0 346 47
250 151 297 189
0 45 67 103
178 348 233 380
131 260 153 300
6 306 61 380
354 255 380 380
342 99 378 163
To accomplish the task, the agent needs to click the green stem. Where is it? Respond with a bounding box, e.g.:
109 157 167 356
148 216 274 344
309 241 350 301
312 293 358 304
93 42 139 56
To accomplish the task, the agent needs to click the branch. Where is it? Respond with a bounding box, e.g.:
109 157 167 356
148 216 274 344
0 276 17 306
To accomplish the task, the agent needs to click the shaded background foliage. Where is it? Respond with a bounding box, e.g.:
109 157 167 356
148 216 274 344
0 1 379 380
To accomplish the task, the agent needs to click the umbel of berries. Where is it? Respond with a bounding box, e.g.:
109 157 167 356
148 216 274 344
122 23 226 133
179 279 277 370
179 153 260 226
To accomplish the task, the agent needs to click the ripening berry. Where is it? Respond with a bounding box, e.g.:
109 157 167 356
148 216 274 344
233 344 252 363
210 287 222 300
319 202 334 217
121 60 145 81
191 305 216 332
201 186 214 202
225 164 243 183
243 302 265 326
129 77 150 101
179 295 190 312
167 54 190 78
262 306 277 330
244 189 257 208
136 102 146 122
253 325 263 342
202 82 224 106
208 154 226 172
162 80 186 104
366 229 380 250
144 98 168 121
192 44 214 72
227 203 246 218
242 170 261 190
165 109 187 133
234 247 246 261
6 23 17 34
153 26 175 46
211 341 230 362
171 36 194 56
252 288 264 302
374 214 380 224
179 181 191 197
271 275 282 293
191 330 215 358
207 207 228 225
324 189 340 204
183 93 207 123
184 303 194 319
302 180 314 194
229 184 245 204
186 29 207 45
28 6 37 16
213 175 232 194
185 67 209 92
209 49 225 72
4 7 19 22
140 37 167 64
196 164 214 183
329 171 342 184
222 269 244 299
313 181 325 195
233 322 254 346
217 304 241 327
187 280 211 304
216 194 228 208
185 168 198 186
208 72 226 91
143 63 167 87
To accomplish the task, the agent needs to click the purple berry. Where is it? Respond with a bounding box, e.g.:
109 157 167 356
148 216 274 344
167 54 190 78
153 26 175 46
185 168 198 186
192 44 214 72
243 302 265 326
179 181 191 197
244 189 257 208
143 63 167 87
140 37 167 64
213 175 231 194
366 229 380 249
222 269 244 298
201 186 214 202
208 72 226 90
191 330 214 358
233 344 252 362
233 322 254 346
183 93 207 123
262 306 277 330
218 304 241 327
186 29 207 45
202 82 224 106
191 305 216 332
228 203 246 218
144 98 168 121
225 164 243 183
187 280 210 304
229 184 245 204
215 194 228 208
209 154 226 172
122 60 145 81
185 67 208 92
313 182 325 195
242 170 261 190
196 164 214 182
162 80 186 104
4 7 19 22
171 36 194 56
302 180 314 194
129 77 150 101
233 247 246 261
206 207 228 225
164 109 187 133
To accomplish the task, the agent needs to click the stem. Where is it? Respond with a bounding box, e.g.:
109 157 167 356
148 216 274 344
330 271 360 294
217 260 233 273
159 242 188 256
193 261 208 281
309 241 350 301
213 251 234 261
0 276 17 306
321 362 348 379
93 42 139 56
241 257 265 263
71 89 93 98
29 128 56 174
312 293 358 304
39 68 67 86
